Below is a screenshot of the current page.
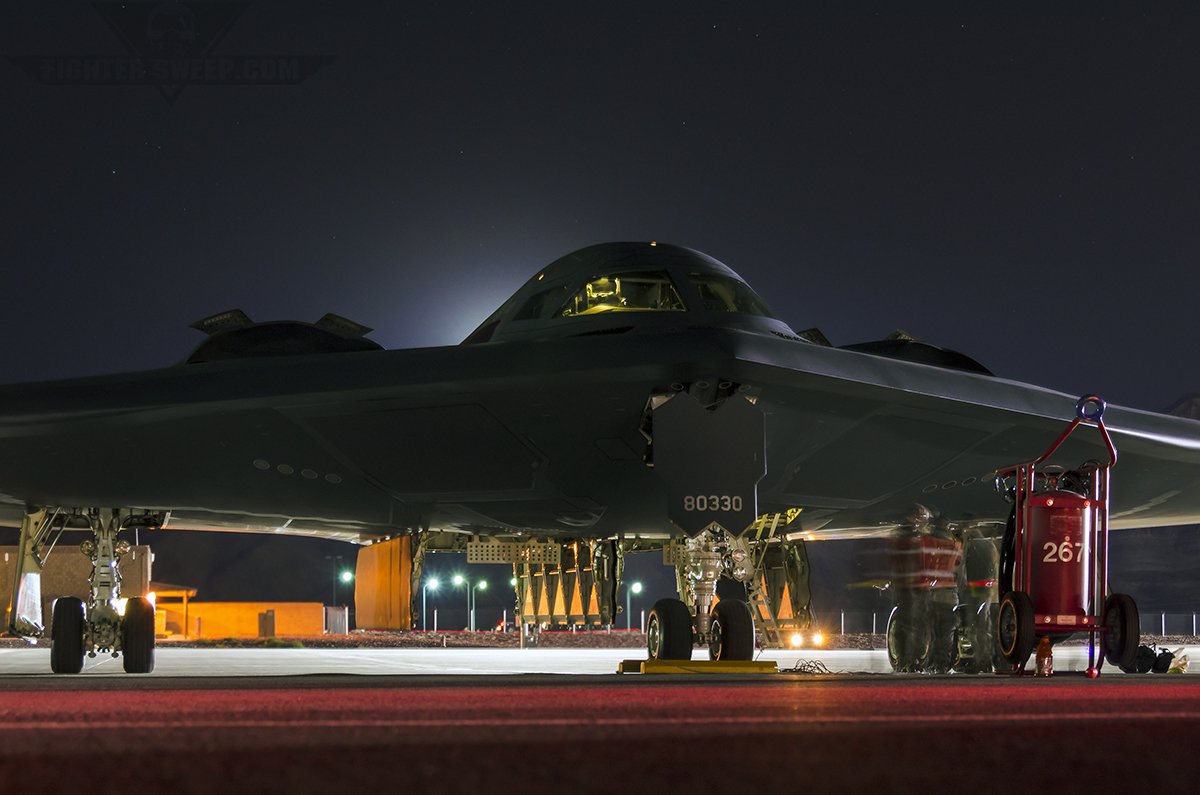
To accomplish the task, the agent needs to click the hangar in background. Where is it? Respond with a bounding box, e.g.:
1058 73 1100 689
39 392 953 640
2 547 327 640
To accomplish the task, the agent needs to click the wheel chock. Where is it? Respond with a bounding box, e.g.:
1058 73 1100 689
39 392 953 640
617 659 777 674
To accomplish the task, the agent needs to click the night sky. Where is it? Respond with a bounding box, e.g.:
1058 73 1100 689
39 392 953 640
3 3 1199 615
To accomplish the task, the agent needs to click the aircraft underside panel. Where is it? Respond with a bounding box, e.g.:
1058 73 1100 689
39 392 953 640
0 407 402 528
292 403 540 494
652 393 765 536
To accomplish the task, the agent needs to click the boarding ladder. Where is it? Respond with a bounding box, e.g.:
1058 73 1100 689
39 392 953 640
744 509 811 648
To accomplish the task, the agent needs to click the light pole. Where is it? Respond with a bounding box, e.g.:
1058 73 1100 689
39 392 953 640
453 574 467 629
626 581 643 631
324 555 344 605
509 577 519 631
422 577 439 631
471 580 488 631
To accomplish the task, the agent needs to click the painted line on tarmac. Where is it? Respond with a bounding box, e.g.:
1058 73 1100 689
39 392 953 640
2 711 1199 732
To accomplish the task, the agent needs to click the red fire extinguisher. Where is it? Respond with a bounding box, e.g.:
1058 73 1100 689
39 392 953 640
994 395 1140 677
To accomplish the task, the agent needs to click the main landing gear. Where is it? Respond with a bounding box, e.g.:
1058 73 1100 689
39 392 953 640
9 508 159 675
646 527 757 661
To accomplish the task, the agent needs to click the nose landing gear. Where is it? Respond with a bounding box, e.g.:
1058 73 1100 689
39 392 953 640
648 527 758 661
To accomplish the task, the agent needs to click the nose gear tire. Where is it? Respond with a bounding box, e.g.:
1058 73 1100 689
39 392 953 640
708 599 754 661
647 598 694 660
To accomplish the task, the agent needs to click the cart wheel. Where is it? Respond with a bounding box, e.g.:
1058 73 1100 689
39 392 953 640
999 507 1016 596
986 602 1006 672
1102 593 1140 669
996 591 1035 667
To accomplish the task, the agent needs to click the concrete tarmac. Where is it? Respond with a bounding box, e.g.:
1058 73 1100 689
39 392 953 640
1 647 1197 795
2 644 1194 676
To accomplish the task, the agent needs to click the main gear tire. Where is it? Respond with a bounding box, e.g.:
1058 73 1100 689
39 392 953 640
50 597 86 675
708 599 754 661
121 596 156 674
647 598 693 660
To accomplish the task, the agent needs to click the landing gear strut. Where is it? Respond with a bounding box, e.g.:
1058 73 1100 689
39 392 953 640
649 527 757 660
10 507 160 674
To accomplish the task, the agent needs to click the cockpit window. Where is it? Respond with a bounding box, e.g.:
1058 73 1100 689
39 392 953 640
689 272 774 316
559 271 686 317
513 285 572 321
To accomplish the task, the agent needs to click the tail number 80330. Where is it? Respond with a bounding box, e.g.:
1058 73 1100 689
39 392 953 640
683 495 744 512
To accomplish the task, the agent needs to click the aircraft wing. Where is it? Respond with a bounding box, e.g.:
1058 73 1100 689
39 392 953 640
0 325 1197 543
720 330 1200 537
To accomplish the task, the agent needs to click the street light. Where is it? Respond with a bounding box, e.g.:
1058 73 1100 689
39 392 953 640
471 580 488 631
324 555 345 605
626 581 643 631
340 570 354 584
452 574 469 629
422 577 440 631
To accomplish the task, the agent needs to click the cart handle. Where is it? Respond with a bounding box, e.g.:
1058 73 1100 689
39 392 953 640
1077 395 1106 422
995 394 1118 479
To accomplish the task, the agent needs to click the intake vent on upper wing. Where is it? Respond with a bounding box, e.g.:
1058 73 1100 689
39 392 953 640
185 311 382 364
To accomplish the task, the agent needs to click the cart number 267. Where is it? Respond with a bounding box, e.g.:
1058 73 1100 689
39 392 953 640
1042 539 1084 564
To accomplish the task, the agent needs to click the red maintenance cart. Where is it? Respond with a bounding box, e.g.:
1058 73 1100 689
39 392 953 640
993 395 1140 677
